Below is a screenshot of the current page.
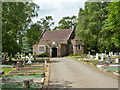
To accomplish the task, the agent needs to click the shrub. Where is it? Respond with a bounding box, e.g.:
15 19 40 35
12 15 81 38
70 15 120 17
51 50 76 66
37 53 50 57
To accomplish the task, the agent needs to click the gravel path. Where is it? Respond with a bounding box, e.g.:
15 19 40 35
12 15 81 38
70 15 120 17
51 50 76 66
49 57 118 88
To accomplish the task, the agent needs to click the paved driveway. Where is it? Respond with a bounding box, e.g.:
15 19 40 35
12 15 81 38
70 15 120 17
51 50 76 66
49 57 118 88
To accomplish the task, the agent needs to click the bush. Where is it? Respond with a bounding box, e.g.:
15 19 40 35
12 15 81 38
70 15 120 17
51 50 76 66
37 53 50 57
69 54 82 56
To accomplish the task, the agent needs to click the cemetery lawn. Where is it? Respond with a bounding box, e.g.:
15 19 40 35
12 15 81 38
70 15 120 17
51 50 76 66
0 68 14 76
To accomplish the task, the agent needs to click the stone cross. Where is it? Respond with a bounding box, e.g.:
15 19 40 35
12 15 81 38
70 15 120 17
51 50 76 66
27 53 32 64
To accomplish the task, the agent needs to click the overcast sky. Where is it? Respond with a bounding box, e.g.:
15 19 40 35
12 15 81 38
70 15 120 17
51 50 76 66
32 0 87 28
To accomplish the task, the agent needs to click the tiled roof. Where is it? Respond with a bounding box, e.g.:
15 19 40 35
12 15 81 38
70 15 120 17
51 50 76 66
40 29 73 40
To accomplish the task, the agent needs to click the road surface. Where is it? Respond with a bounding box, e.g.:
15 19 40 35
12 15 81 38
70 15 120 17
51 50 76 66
48 57 118 88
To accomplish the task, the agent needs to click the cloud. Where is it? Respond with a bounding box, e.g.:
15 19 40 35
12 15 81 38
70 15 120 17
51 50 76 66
32 0 86 28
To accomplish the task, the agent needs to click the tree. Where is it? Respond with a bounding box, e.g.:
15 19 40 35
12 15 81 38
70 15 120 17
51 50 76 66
37 16 55 30
2 2 39 56
55 16 77 30
102 2 120 51
25 23 42 53
76 2 110 53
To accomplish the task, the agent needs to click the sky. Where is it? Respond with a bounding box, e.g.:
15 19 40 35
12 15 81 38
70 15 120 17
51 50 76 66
32 0 87 28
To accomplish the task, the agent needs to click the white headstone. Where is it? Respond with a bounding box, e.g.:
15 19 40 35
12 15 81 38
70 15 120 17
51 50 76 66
27 53 32 64
109 52 111 56
115 58 119 63
100 53 104 61
95 53 99 60
21 54 22 58
111 52 113 56
88 52 90 57
91 55 93 59
18 53 20 59
44 59 47 64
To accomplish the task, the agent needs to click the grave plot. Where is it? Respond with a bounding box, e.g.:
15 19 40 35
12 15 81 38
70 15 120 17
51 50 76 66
1 62 46 89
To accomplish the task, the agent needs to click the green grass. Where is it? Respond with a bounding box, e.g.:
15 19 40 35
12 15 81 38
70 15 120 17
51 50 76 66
105 68 119 71
0 68 13 76
0 65 12 68
69 54 82 57
1 84 39 88
6 74 41 78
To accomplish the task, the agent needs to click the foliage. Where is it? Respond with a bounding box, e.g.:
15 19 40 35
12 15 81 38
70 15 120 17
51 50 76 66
54 16 77 30
76 1 120 53
37 52 50 57
37 16 55 30
102 2 120 48
2 2 39 56
69 54 82 56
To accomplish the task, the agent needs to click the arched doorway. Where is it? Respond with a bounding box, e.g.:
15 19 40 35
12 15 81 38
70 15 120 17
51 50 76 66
52 47 57 57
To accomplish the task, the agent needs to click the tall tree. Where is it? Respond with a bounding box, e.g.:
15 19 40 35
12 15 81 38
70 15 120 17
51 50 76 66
2 2 39 56
102 2 120 52
37 16 55 30
25 23 42 53
76 2 110 53
55 16 77 30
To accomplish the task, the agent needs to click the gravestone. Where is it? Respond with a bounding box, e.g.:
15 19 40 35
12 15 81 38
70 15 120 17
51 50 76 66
115 58 119 63
119 52 120 56
23 58 26 67
18 53 20 59
44 59 47 64
9 56 12 64
100 53 104 61
34 52 36 60
95 53 99 60
91 55 93 59
106 56 111 63
27 53 32 64
21 54 23 58
22 80 30 88
0 55 3 65
111 52 113 56
88 52 91 58
5 54 7 62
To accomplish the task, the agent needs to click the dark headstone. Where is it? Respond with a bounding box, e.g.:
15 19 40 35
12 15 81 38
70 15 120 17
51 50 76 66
23 58 26 67
0 55 2 65
41 71 45 78
34 52 36 60
22 80 30 88
5 54 7 61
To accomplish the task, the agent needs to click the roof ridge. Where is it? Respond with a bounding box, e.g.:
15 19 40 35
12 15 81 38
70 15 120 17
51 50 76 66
46 29 72 32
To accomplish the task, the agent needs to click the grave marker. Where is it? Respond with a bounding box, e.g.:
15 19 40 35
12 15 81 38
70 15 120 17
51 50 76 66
27 53 32 64
95 53 99 60
100 53 104 61
115 58 119 63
